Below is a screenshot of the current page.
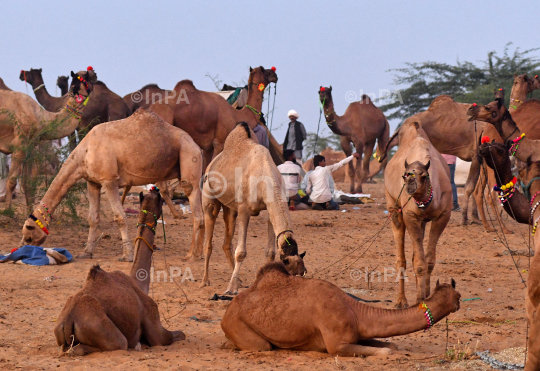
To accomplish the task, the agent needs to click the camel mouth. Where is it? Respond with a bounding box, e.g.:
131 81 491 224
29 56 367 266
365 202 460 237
467 114 476 122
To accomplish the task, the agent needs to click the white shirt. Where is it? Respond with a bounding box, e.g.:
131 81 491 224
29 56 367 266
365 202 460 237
277 161 305 198
307 155 355 203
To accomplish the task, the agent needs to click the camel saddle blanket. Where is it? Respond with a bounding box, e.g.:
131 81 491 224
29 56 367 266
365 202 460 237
0 245 72 266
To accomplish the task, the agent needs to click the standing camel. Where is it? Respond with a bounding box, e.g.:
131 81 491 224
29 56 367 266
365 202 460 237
509 74 540 112
383 121 452 307
57 75 69 96
200 123 306 295
222 261 461 357
54 190 185 355
20 68 67 112
124 84 172 113
318 87 389 193
20 108 204 262
150 66 283 167
0 73 92 209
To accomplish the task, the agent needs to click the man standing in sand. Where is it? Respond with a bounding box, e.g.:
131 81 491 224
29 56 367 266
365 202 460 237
283 110 307 164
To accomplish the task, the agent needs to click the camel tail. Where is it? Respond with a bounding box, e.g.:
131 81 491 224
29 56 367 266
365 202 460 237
121 186 131 205
379 125 400 163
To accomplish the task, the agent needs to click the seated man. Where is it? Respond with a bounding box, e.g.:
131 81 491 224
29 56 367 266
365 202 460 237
277 150 305 210
307 152 360 210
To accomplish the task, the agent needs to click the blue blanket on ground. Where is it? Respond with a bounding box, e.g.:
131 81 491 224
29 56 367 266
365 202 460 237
0 245 73 266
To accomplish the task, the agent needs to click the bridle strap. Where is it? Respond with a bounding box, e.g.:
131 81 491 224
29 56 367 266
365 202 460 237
503 127 519 144
276 229 294 246
134 236 154 252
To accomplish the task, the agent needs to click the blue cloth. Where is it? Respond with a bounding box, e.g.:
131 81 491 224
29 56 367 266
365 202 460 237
0 245 72 266
448 164 459 206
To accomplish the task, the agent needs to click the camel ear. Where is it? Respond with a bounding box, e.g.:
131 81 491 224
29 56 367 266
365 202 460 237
424 160 430 172
249 67 253 72
527 155 533 168
38 68 42 73
300 251 306 258
514 73 518 79
451 278 456 288
71 71 76 77
139 191 144 205
436 279 440 287
282 257 289 265
259 66 264 72
404 160 409 169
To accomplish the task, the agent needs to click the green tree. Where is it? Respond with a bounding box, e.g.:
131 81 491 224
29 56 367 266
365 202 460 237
380 43 540 123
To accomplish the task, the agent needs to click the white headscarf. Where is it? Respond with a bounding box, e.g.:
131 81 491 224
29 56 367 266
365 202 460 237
287 109 299 119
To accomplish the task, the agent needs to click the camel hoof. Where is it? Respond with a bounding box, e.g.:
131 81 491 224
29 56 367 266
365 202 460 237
172 331 186 342
119 255 134 262
199 280 210 288
134 342 142 351
220 340 237 350
376 348 392 357
76 253 93 259
223 288 238 296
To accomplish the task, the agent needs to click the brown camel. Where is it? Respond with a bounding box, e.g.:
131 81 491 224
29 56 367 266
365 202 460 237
222 261 460 356
0 77 11 90
124 84 172 113
20 69 67 112
54 190 185 355
383 96 488 229
20 108 204 262
383 121 452 307
57 75 69 96
318 87 389 193
150 66 283 167
509 74 540 112
0 74 91 209
200 123 306 295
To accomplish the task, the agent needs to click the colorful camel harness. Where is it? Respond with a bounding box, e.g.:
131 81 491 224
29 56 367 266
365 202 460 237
28 203 53 235
493 176 517 204
530 189 540 236
418 302 434 329
508 133 525 157
405 172 433 209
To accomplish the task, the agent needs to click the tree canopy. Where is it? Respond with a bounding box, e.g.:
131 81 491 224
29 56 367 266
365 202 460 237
379 43 540 123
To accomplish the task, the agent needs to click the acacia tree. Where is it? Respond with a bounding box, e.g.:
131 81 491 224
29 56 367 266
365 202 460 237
380 43 540 123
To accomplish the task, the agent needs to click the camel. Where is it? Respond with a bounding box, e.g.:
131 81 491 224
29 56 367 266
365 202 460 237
0 77 11 90
124 84 172 113
200 123 306 295
54 189 185 355
150 66 283 167
318 87 389 193
20 108 204 262
222 261 460 356
509 74 540 112
0 72 92 209
383 121 452 307
20 69 67 112
57 75 69 96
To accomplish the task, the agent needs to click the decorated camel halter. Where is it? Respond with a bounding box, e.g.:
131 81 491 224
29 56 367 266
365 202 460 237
406 172 433 209
28 203 53 235
493 176 517 204
319 87 336 127
418 302 434 330
34 84 45 92
508 133 525 156
245 104 266 125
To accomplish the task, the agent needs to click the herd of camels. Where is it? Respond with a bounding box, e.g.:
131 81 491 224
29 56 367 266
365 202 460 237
1 65 540 368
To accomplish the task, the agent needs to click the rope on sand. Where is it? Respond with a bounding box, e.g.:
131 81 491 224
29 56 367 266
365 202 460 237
476 350 524 370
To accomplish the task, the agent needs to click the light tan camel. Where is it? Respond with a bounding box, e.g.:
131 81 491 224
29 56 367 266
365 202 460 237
200 123 306 295
150 66 283 167
509 74 540 112
383 121 452 307
0 76 91 209
20 108 204 262
318 87 389 193
0 77 11 90
222 262 460 356
54 190 185 355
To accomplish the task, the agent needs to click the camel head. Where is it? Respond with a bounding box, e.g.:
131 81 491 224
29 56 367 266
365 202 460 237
20 213 48 247
282 252 307 277
249 66 278 88
402 160 430 196
56 75 69 91
139 188 163 226
70 70 93 98
467 100 510 130
478 140 510 173
318 86 333 106
513 73 540 96
430 279 461 313
19 68 43 84
494 87 505 101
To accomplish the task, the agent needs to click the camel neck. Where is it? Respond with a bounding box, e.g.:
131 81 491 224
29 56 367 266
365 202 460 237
322 99 348 136
232 85 266 130
509 87 529 113
39 97 85 140
34 84 66 112
130 223 156 294
356 295 453 339
493 115 539 162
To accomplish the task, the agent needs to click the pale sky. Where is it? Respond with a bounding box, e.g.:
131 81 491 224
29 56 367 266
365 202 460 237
2 0 539 142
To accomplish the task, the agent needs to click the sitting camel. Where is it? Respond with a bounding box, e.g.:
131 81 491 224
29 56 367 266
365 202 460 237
382 121 452 307
222 262 461 357
20 108 204 262
0 72 92 209
201 122 306 295
54 190 185 355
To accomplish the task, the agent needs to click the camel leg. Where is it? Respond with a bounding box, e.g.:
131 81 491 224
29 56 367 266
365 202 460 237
340 137 355 193
353 141 365 193
141 304 185 346
78 182 101 259
265 219 276 262
3 150 24 209
473 171 496 232
358 339 398 351
120 186 131 205
200 197 221 287
461 156 481 225
157 181 183 219
221 319 272 351
103 181 133 262
181 179 205 260
406 221 427 305
359 142 374 191
329 343 391 357
222 206 237 270
425 212 451 297
224 208 250 295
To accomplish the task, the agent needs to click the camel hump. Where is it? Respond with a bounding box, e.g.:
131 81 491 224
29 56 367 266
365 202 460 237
141 83 161 90
87 264 105 281
223 122 256 153
429 95 454 108
255 262 291 282
174 79 196 90
236 122 251 138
